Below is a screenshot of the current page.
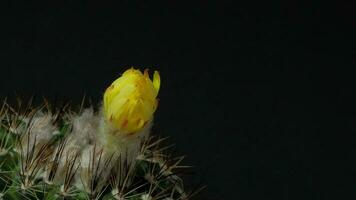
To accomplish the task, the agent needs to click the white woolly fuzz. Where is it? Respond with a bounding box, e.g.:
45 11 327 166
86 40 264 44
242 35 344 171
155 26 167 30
55 108 101 185
22 111 58 148
54 106 153 189
66 108 100 150
98 113 152 164
77 145 94 191
77 144 112 194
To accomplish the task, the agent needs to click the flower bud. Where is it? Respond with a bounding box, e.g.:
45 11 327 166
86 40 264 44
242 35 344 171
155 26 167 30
103 68 160 134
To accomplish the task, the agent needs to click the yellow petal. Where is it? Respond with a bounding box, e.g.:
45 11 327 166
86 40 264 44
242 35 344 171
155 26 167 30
153 70 160 94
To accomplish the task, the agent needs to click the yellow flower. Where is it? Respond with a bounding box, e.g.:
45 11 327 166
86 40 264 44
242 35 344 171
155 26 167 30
103 68 160 134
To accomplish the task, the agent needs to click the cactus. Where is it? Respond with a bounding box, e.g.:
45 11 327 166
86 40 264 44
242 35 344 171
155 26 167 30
0 68 200 200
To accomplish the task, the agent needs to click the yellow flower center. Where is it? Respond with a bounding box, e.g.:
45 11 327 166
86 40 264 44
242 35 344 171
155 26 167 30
103 68 160 134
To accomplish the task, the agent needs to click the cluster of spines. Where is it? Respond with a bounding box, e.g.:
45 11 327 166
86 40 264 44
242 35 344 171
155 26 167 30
0 99 202 200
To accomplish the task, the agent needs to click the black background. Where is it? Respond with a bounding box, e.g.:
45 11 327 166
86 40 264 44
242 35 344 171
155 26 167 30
0 1 355 199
